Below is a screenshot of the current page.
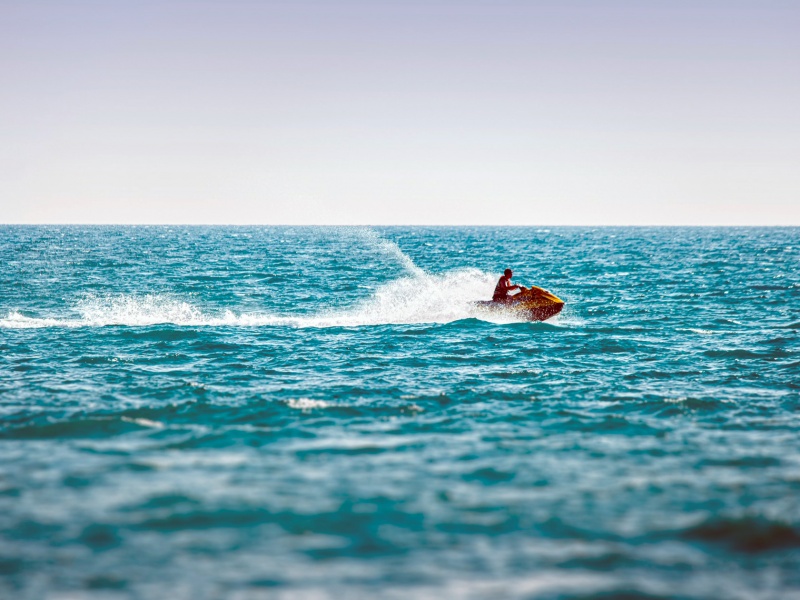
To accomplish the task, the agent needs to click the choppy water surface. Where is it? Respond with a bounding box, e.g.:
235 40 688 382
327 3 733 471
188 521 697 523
1 226 799 599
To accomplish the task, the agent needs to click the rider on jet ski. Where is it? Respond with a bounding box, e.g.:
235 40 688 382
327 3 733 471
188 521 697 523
493 269 521 303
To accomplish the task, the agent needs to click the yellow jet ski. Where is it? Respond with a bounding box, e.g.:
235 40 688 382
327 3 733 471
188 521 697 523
476 285 564 321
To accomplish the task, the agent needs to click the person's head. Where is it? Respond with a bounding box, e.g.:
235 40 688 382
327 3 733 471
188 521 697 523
504 268 513 278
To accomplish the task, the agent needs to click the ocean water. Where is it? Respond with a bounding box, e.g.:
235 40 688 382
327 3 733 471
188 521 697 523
1 225 799 600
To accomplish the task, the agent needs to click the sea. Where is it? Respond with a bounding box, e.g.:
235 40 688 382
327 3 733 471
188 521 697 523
1 225 798 600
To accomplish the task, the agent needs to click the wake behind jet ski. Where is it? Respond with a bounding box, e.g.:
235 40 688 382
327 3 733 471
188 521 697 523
475 269 564 321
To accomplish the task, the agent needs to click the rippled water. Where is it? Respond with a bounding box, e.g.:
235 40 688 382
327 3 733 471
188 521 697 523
1 226 799 599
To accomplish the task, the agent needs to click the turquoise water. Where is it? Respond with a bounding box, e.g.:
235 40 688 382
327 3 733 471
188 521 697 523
1 226 799 599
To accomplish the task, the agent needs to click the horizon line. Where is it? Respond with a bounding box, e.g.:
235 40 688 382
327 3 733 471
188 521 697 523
1 223 798 228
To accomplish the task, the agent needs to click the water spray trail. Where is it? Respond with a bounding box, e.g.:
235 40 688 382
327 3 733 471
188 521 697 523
353 228 426 277
0 267 515 329
0 230 528 329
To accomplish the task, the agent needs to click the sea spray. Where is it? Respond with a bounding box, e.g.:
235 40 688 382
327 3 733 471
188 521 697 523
76 293 205 326
351 227 426 277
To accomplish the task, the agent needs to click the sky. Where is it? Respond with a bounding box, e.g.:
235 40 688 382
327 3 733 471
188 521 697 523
1 0 798 225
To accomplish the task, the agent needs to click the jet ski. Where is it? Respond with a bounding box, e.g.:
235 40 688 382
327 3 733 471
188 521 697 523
475 285 564 321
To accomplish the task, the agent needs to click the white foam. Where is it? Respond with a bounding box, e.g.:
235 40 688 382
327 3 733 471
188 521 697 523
237 266 525 327
286 398 330 411
546 313 585 328
77 293 207 326
663 396 689 404
304 267 508 327
0 311 75 329
121 416 165 429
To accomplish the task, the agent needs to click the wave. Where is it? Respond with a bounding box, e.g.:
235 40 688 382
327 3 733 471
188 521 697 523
682 515 800 553
0 270 548 329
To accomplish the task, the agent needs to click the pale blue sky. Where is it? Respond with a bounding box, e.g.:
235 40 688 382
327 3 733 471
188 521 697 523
1 0 798 224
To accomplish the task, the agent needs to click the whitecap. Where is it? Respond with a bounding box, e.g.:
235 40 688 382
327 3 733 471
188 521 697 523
121 416 165 429
286 398 330 411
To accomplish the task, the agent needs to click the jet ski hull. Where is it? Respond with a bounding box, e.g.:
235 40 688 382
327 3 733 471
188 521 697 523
476 286 564 321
